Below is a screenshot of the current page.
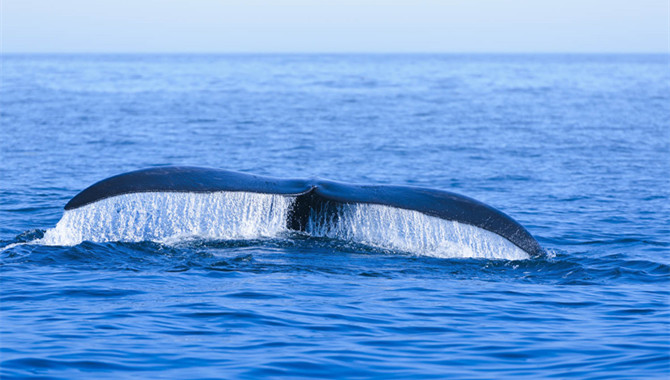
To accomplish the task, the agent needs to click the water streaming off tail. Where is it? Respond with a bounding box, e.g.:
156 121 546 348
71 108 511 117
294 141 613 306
40 192 529 260
307 203 530 260
40 192 294 246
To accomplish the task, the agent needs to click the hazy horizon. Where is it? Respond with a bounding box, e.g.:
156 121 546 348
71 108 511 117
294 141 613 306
2 0 668 54
3 52 669 56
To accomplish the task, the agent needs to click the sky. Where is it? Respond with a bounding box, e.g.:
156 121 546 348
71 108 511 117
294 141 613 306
1 0 668 53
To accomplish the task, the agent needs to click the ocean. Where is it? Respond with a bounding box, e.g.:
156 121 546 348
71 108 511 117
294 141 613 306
1 54 669 378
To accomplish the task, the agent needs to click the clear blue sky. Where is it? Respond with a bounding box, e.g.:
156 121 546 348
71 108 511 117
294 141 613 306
2 0 668 53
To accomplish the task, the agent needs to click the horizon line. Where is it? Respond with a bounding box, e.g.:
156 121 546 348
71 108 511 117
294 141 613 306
2 51 669 55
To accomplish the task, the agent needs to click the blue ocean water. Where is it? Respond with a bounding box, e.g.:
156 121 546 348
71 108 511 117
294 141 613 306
1 54 669 378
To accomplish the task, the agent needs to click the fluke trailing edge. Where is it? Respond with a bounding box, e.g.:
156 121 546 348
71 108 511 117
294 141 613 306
64 166 544 257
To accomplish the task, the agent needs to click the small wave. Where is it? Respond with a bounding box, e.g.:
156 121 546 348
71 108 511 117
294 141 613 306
35 192 529 260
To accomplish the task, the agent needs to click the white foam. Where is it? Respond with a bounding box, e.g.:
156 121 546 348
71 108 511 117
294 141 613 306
39 192 294 246
307 203 530 260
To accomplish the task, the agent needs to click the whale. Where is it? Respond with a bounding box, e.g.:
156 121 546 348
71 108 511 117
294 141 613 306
63 166 544 257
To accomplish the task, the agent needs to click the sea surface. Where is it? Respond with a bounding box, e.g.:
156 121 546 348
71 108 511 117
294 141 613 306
1 54 669 379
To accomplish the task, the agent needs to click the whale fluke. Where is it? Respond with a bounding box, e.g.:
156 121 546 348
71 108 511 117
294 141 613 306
63 166 544 257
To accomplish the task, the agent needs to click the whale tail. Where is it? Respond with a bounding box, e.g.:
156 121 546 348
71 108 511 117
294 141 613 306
57 167 544 258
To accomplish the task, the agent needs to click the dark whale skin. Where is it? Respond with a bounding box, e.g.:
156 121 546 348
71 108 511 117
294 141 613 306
65 166 544 257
